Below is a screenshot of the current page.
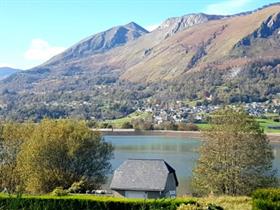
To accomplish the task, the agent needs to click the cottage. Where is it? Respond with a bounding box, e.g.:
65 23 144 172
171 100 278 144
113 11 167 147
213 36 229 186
110 159 178 199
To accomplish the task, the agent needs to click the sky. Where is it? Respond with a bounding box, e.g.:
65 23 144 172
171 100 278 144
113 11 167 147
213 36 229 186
0 0 279 70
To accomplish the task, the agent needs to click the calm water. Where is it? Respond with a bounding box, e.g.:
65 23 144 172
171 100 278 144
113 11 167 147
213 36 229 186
104 135 280 195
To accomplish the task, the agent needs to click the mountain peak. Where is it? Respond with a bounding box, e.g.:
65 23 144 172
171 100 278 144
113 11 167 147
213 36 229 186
46 22 148 65
157 13 224 37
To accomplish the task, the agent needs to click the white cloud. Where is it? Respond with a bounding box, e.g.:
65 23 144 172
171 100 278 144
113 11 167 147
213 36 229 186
145 23 160 32
24 39 65 61
205 0 252 15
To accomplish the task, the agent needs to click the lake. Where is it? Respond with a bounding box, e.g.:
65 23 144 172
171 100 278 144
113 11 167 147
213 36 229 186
104 135 280 195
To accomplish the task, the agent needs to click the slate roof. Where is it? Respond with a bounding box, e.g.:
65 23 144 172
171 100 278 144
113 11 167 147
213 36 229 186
110 159 178 191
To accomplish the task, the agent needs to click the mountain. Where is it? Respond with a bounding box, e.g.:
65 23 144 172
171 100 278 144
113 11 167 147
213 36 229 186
46 22 149 65
0 67 20 80
0 4 280 121
156 13 223 38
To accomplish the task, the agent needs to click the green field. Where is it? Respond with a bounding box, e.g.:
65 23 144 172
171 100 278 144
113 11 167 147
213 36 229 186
256 118 280 133
196 118 280 133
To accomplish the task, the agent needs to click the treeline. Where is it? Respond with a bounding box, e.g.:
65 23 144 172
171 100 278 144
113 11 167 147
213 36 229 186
87 120 199 131
0 119 113 194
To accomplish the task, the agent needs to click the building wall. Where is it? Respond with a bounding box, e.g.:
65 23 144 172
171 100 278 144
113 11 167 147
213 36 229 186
147 191 161 199
163 173 177 197
113 190 161 199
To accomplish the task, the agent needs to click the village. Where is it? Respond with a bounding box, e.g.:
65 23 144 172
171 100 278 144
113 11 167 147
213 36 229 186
138 101 280 125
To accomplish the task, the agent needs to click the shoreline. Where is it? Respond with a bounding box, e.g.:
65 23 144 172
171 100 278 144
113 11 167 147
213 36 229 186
93 129 280 142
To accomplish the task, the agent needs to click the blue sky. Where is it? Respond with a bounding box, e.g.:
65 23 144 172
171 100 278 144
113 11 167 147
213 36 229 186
0 0 279 69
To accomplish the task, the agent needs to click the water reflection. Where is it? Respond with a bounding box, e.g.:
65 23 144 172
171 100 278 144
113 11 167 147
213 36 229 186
105 135 280 195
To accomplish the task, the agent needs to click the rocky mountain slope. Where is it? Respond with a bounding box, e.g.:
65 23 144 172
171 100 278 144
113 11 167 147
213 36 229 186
46 22 149 65
0 4 280 121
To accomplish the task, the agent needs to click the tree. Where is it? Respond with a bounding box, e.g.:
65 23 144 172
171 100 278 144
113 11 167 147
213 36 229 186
177 122 199 131
0 122 34 192
17 119 113 194
191 108 277 196
121 121 133 129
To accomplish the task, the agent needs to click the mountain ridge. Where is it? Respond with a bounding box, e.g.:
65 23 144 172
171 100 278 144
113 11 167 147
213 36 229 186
0 4 280 121
0 67 21 80
45 22 149 66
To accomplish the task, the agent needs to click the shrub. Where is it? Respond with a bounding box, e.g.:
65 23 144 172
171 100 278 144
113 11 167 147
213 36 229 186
252 188 280 210
178 123 199 131
50 187 69 196
178 203 223 210
273 118 280 122
68 179 87 193
0 195 201 210
121 122 133 129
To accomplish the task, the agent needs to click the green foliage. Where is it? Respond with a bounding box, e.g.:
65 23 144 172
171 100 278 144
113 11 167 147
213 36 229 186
0 194 199 210
256 118 280 133
177 123 199 131
68 179 87 193
132 118 154 130
252 188 280 210
121 121 133 129
50 187 69 196
178 203 223 210
17 119 113 194
0 122 34 192
156 121 178 131
196 196 252 210
106 111 151 129
192 108 277 196
0 119 113 194
86 120 98 128
252 188 280 202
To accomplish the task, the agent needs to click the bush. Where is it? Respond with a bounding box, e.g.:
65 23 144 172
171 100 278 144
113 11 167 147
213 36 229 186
68 180 87 193
273 118 280 122
252 188 280 210
121 122 133 129
50 187 69 196
177 123 199 131
0 195 200 210
178 203 223 210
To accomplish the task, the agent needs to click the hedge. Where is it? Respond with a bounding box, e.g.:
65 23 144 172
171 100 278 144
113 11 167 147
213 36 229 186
252 188 280 210
0 194 208 210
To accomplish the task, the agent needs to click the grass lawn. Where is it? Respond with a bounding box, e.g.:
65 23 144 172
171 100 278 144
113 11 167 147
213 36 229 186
195 118 280 133
256 118 280 133
195 123 210 131
105 111 151 128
